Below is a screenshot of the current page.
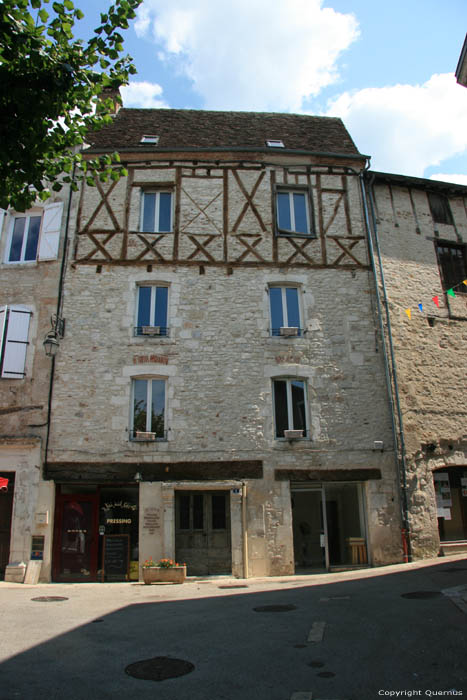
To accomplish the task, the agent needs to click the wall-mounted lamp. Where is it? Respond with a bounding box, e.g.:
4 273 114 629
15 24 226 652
134 471 143 483
43 314 65 357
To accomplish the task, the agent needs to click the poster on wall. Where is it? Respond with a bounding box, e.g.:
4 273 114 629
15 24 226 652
434 473 452 517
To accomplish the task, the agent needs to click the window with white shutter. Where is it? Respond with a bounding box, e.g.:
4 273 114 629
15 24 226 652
38 202 63 260
0 305 32 379
5 202 63 263
0 209 6 241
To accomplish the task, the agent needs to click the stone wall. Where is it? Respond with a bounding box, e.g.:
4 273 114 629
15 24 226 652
0 190 74 580
47 160 403 575
370 179 467 558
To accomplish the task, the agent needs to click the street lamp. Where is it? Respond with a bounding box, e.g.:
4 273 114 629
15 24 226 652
43 314 65 357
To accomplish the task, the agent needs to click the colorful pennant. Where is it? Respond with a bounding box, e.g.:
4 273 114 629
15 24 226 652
403 277 466 321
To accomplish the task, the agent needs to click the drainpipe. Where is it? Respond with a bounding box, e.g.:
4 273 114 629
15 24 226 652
359 172 412 563
43 169 75 475
242 482 249 578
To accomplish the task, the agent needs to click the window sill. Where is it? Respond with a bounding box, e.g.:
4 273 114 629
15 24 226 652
275 230 317 239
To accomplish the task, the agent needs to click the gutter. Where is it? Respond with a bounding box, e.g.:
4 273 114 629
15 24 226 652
43 167 75 471
360 171 412 563
85 146 369 162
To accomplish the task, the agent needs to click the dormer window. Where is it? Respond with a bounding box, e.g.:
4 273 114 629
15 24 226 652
266 139 284 148
140 135 159 145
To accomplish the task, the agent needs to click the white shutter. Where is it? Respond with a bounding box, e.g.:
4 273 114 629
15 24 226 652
0 307 7 367
1 306 31 379
38 202 63 260
0 209 6 241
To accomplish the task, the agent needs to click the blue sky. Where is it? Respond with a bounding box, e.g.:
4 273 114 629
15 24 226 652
78 0 467 183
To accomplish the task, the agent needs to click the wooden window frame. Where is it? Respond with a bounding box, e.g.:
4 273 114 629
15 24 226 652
272 377 309 439
435 241 467 295
268 285 303 336
428 192 454 226
131 377 167 441
135 284 170 336
274 185 315 238
140 189 174 233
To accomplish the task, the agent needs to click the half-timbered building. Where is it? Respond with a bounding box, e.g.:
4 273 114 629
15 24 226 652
44 109 403 581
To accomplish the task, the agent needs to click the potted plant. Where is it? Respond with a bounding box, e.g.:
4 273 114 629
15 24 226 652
142 557 187 584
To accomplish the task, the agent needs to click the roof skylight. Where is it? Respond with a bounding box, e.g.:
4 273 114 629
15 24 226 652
140 135 159 145
266 139 285 148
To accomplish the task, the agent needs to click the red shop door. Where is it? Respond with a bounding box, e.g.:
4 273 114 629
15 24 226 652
53 493 99 582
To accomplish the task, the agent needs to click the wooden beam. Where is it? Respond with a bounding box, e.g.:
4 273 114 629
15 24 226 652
45 460 264 483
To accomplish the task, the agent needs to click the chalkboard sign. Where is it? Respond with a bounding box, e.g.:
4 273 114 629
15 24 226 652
102 534 130 582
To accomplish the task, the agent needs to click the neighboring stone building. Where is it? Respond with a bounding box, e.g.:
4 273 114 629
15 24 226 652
0 193 73 581
362 171 467 560
44 109 402 582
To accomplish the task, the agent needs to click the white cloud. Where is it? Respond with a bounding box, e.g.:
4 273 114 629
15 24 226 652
135 0 359 111
429 173 467 186
121 81 169 108
325 73 467 177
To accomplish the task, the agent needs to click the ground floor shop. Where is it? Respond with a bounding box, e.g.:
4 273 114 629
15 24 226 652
42 461 402 581
434 466 467 545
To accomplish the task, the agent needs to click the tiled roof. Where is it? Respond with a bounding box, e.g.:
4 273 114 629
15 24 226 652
369 170 467 194
87 108 362 157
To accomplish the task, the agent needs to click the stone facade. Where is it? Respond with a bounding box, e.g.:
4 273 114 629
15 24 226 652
0 192 73 581
365 172 467 559
44 110 403 581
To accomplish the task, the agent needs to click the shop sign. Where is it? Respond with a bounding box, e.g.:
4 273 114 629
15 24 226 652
101 500 137 513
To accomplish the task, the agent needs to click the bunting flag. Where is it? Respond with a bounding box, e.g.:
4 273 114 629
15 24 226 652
403 276 466 321
0 477 8 492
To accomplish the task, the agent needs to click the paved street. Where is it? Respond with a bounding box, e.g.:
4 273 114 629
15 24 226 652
0 556 466 700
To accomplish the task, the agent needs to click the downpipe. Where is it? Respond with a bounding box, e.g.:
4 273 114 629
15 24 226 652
359 172 412 563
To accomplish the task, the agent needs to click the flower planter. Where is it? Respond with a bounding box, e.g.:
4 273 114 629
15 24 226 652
142 565 187 585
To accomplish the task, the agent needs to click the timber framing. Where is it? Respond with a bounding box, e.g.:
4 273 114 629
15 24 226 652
45 460 264 482
275 468 382 482
75 162 369 270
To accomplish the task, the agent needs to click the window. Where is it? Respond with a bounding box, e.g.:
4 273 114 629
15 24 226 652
7 214 41 262
140 135 159 145
5 203 63 263
0 306 32 379
131 378 166 440
273 378 308 438
269 286 302 336
436 242 467 293
428 192 453 225
136 286 169 336
275 188 313 236
141 191 173 233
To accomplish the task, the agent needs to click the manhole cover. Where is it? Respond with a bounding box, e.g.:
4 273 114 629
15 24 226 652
218 585 248 589
31 596 68 602
125 657 195 681
309 661 325 668
294 644 307 649
401 591 442 599
317 671 335 678
253 604 297 612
